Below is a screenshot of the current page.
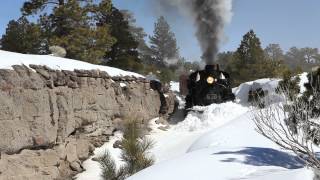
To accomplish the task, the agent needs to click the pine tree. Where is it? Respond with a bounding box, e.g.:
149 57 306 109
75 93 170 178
0 17 45 54
21 0 72 38
149 16 179 67
98 120 154 180
21 0 65 16
100 6 143 72
229 30 275 85
20 0 115 64
48 1 114 63
120 121 154 175
121 10 153 65
216 51 235 70
235 30 265 65
99 152 126 180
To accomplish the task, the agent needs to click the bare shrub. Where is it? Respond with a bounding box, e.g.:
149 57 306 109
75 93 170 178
253 86 320 169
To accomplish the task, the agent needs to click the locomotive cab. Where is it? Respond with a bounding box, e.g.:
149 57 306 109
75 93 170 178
185 64 235 109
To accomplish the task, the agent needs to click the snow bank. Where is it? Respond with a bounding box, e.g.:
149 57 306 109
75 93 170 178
233 78 280 104
128 77 315 180
146 101 249 162
0 50 143 77
186 111 274 152
77 77 315 180
129 108 313 180
174 102 248 132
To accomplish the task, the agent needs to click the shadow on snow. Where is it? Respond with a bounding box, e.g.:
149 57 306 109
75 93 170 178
214 147 305 169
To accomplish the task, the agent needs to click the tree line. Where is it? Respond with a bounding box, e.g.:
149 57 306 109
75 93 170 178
0 0 183 82
1 0 319 85
216 30 320 86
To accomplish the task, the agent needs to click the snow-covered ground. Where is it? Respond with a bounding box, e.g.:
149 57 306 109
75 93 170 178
77 76 315 180
0 50 143 77
1 50 313 179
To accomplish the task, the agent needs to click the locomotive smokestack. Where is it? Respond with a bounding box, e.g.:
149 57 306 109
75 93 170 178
155 0 233 65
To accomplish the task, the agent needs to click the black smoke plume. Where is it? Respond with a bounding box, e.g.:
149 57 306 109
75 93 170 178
154 0 233 65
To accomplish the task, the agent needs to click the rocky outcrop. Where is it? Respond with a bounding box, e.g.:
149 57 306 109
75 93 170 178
0 65 175 180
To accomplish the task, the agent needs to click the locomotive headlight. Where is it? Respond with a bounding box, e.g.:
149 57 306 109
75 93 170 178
207 76 215 84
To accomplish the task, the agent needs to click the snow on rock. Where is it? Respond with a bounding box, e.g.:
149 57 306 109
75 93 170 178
76 132 123 180
233 78 280 105
170 81 180 92
120 82 127 87
0 50 143 77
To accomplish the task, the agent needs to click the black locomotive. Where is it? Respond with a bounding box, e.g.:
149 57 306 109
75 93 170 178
183 64 235 109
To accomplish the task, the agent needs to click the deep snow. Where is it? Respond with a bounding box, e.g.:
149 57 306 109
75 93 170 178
77 76 314 180
1 50 313 179
128 78 313 180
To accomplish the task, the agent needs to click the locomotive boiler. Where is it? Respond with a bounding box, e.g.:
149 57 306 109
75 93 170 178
181 64 235 109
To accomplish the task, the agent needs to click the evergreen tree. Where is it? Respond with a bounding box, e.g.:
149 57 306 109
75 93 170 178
99 6 143 72
0 17 45 54
49 0 115 63
98 121 154 180
235 30 265 65
216 51 235 70
21 0 115 64
99 151 126 180
149 16 179 67
228 30 276 85
121 10 153 65
120 121 154 175
21 0 65 16
21 0 77 38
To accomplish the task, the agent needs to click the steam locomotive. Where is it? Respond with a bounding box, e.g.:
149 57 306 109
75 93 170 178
181 64 235 109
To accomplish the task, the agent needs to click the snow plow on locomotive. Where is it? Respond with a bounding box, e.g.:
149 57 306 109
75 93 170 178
180 64 235 109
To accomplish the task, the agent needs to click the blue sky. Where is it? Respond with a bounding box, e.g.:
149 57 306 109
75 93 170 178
1 0 320 61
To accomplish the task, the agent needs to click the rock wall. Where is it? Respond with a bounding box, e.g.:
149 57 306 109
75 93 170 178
0 65 175 180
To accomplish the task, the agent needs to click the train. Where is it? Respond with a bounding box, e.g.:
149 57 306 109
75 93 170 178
180 64 235 109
